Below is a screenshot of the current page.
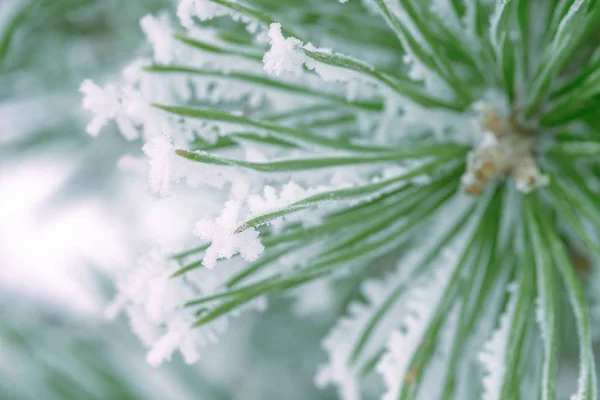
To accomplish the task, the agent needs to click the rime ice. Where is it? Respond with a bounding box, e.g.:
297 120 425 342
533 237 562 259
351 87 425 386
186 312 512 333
140 14 177 64
142 134 178 198
80 79 137 139
263 23 305 75
478 284 519 400
194 200 264 269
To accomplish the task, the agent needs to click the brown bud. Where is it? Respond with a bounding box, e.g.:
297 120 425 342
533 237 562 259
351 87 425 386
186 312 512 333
465 183 483 195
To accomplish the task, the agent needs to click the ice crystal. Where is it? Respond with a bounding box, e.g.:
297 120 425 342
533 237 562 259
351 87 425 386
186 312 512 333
377 262 455 400
141 13 177 65
263 23 305 76
478 284 519 400
194 200 264 268
80 80 137 140
142 134 179 198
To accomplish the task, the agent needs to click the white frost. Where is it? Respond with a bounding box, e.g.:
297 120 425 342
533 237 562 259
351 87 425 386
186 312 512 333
146 318 200 367
376 259 456 400
140 13 177 64
177 0 263 34
194 200 264 268
106 247 237 367
478 283 519 400
178 0 229 26
79 79 138 139
317 197 472 400
247 181 307 216
263 23 305 75
315 270 410 400
142 134 179 198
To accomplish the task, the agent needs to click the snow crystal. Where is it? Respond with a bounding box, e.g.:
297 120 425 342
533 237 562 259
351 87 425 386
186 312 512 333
140 13 177 64
247 181 306 216
122 58 151 85
376 261 455 400
192 0 228 22
80 79 138 139
194 200 264 268
246 181 334 231
263 23 305 75
147 318 200 366
178 0 264 36
126 305 163 347
121 88 181 140
478 283 518 400
106 247 236 367
262 24 380 101
317 198 472 400
142 134 179 198
177 0 197 28
316 271 410 400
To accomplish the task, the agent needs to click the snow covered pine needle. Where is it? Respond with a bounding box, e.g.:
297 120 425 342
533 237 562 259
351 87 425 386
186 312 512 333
82 0 600 398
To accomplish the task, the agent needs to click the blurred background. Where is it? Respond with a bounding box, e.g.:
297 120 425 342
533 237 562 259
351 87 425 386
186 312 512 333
0 1 337 398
